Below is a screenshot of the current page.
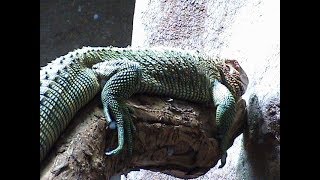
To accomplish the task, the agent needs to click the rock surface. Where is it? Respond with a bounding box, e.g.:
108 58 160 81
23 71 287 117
128 0 280 179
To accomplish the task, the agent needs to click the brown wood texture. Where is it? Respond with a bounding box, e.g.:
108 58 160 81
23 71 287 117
40 94 247 179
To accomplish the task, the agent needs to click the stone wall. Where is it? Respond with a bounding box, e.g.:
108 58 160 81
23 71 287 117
126 0 280 179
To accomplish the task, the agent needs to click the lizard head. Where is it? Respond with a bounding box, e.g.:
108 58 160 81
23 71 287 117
220 59 249 97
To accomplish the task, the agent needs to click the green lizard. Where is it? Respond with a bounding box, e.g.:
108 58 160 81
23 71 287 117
40 47 248 168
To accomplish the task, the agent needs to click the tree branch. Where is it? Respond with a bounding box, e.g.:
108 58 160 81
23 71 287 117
40 94 247 180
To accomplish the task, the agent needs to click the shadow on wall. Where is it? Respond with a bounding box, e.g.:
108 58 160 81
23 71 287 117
242 94 280 179
40 0 135 67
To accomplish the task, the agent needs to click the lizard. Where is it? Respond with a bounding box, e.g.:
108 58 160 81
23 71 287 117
40 46 249 168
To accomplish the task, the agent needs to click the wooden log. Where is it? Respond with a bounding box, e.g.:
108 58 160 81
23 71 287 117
40 94 247 179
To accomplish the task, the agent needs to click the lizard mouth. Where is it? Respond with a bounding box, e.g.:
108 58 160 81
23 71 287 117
239 74 249 92
224 60 249 94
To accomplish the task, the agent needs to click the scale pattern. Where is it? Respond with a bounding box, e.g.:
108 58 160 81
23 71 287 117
40 46 248 168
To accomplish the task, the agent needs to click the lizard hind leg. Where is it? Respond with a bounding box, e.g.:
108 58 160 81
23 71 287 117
94 60 142 156
105 104 135 156
104 99 125 156
123 107 135 155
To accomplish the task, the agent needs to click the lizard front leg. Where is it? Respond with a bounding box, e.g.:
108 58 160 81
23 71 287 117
93 60 141 155
212 80 236 168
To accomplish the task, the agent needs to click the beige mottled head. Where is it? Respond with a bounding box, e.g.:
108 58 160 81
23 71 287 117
220 59 249 98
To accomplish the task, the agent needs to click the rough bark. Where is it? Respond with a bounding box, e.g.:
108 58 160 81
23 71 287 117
40 94 247 180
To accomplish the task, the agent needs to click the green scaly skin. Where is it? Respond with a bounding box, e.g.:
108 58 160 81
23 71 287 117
40 46 248 168
92 47 248 168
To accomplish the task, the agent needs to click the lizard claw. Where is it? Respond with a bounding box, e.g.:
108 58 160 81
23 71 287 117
218 152 227 168
105 148 122 156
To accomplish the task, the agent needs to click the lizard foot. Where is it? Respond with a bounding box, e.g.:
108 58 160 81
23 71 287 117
218 152 227 168
105 106 136 156
105 147 122 156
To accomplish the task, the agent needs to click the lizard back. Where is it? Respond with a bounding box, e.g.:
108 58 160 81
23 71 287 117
93 47 223 103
